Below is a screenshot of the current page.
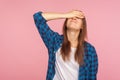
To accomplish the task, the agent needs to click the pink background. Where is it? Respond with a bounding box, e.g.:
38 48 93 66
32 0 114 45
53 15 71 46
0 0 120 80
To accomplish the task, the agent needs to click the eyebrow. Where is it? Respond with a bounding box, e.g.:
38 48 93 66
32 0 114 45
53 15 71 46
76 17 82 19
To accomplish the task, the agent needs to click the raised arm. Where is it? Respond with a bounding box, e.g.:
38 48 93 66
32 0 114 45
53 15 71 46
41 10 85 21
33 10 84 50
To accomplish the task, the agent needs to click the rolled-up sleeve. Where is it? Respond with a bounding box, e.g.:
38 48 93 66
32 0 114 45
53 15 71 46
33 11 60 49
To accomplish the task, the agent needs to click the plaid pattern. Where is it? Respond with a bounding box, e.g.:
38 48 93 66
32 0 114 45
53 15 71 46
33 11 98 80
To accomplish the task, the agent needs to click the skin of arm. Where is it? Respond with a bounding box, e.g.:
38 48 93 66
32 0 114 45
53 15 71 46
41 10 85 21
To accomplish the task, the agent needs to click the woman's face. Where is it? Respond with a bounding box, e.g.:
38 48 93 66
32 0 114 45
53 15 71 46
66 17 83 31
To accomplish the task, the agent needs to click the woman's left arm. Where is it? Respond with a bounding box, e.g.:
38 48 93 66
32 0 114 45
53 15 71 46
89 46 98 80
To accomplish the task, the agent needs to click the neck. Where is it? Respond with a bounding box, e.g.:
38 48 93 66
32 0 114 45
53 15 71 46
67 29 80 47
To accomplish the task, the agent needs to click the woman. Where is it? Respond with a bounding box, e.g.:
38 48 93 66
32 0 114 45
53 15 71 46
33 10 98 80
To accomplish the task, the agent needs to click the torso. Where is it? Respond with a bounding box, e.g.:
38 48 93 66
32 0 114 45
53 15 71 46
53 47 79 80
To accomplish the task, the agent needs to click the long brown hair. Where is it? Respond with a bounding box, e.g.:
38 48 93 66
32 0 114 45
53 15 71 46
60 17 88 66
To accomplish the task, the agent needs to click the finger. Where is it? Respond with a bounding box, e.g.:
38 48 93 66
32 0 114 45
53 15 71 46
77 15 85 19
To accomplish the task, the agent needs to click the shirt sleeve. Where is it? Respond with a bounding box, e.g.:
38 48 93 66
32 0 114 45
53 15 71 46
89 46 98 80
33 11 60 49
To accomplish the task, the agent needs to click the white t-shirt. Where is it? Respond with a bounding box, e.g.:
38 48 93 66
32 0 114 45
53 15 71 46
53 47 79 80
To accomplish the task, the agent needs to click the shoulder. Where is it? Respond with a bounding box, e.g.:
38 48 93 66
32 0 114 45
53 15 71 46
84 41 97 56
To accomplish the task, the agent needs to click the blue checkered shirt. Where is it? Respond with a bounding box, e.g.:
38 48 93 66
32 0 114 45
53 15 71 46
33 11 98 80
